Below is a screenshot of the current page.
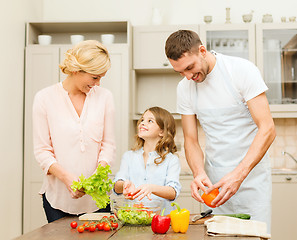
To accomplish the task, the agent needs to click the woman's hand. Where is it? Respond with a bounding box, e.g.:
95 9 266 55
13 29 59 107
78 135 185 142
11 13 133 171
63 173 85 199
123 180 136 199
131 184 155 201
98 160 108 167
48 163 85 199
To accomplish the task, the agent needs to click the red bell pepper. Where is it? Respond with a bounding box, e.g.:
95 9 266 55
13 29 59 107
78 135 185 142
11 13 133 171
151 208 171 234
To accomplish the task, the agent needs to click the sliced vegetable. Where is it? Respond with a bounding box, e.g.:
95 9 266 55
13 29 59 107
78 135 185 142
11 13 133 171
116 203 156 225
71 165 113 209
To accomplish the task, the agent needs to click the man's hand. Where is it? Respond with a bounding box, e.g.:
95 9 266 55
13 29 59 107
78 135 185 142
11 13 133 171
206 170 244 207
191 172 213 203
123 180 136 199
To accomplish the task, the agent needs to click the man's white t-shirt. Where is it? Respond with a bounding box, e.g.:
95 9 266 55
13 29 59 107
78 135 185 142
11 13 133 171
177 52 268 116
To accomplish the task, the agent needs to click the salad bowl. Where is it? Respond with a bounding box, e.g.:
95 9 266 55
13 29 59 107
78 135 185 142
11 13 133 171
111 198 162 225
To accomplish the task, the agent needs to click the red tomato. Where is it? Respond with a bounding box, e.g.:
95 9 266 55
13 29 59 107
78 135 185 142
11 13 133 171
77 225 84 233
70 221 77 229
89 225 96 232
111 222 118 230
201 188 220 208
103 223 111 231
109 215 115 219
84 226 89 231
97 222 104 231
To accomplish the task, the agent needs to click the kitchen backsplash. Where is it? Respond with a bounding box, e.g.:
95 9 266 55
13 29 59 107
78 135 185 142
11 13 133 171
175 118 297 174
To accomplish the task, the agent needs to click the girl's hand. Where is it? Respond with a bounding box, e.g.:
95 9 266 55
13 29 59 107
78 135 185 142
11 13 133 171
123 180 136 199
63 173 85 199
132 184 155 201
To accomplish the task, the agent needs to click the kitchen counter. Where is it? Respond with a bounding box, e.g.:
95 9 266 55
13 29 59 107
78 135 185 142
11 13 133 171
14 216 261 240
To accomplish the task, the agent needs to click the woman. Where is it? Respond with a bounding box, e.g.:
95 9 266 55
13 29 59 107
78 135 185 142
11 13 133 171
33 40 116 222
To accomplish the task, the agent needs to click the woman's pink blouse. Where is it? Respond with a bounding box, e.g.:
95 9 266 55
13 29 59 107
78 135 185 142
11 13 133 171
32 83 116 214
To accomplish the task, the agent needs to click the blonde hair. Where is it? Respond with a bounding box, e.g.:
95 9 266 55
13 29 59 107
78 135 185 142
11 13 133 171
133 106 177 165
59 40 111 75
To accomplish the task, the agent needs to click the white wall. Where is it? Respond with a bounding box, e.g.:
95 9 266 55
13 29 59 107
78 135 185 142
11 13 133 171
43 0 297 26
0 0 42 239
1 0 297 238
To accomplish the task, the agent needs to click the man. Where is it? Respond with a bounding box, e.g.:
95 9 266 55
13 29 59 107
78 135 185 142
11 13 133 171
165 30 275 230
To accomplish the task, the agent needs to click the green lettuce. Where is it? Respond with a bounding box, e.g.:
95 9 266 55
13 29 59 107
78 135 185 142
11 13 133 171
71 164 113 209
116 205 156 225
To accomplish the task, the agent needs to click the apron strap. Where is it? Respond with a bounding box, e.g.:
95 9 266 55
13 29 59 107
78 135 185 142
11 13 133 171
211 51 245 106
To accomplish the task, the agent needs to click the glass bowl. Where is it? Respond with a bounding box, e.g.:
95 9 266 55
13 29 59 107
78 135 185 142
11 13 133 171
111 198 162 225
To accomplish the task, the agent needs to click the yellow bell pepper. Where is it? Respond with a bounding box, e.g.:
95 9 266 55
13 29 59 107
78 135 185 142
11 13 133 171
170 202 190 233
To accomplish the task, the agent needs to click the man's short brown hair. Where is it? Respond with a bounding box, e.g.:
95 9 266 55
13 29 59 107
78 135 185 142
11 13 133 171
165 30 202 60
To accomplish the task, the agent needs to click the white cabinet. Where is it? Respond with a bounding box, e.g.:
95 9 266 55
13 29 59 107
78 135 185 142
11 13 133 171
133 25 199 69
199 23 256 63
271 174 297 240
100 44 131 173
23 21 132 233
23 46 61 232
256 23 297 118
177 175 202 214
132 25 198 120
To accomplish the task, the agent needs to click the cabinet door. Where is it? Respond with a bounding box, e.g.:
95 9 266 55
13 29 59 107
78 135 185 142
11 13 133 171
23 46 60 233
199 24 256 63
177 177 202 214
99 44 130 174
256 23 297 117
133 25 199 69
272 175 297 240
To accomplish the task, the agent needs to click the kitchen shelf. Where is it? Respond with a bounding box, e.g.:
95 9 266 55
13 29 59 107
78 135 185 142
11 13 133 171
26 21 131 46
132 70 182 115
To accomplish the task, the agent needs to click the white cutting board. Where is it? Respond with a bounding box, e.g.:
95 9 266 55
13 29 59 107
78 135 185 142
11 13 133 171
79 212 111 221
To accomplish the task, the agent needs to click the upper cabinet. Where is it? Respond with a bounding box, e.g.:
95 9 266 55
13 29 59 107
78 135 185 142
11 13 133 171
132 23 297 119
26 21 131 45
132 25 198 118
133 25 199 69
256 23 297 117
199 24 256 63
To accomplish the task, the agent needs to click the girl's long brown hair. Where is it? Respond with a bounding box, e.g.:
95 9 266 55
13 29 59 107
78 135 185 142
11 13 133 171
133 106 177 165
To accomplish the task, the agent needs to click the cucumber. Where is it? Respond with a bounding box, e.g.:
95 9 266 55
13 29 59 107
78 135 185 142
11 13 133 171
216 213 251 219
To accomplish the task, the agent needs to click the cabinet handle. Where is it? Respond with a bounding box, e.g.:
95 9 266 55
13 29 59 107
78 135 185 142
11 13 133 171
163 62 169 67
285 176 292 181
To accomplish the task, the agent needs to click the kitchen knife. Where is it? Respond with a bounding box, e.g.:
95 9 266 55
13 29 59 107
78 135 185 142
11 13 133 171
191 209 213 222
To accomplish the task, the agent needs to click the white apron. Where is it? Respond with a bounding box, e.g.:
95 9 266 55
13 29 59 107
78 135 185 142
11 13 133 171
194 53 271 231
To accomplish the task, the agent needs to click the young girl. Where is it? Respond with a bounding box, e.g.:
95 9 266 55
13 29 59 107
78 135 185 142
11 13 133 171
114 106 181 214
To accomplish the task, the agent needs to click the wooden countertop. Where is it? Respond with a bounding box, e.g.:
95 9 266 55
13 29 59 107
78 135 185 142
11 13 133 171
13 216 261 240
